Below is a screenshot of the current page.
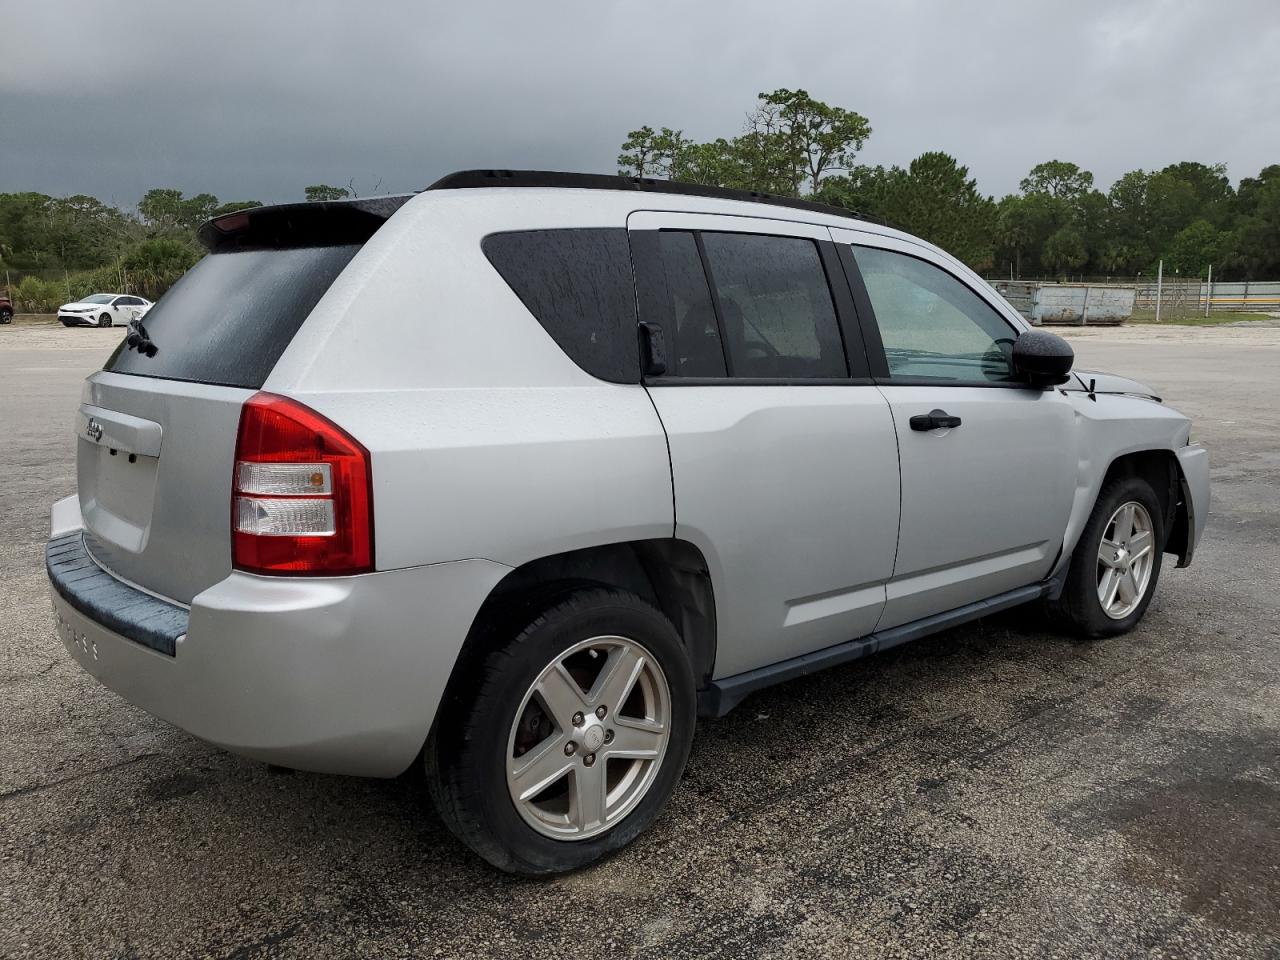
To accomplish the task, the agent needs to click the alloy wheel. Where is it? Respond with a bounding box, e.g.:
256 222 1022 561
1096 500 1155 620
506 635 671 840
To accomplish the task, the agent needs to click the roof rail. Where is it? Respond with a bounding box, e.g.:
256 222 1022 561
425 169 877 224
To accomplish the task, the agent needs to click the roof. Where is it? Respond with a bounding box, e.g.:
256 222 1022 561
424 169 880 226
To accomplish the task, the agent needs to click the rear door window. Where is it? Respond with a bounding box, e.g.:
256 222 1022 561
482 229 639 383
655 232 727 377
700 233 847 379
105 244 361 389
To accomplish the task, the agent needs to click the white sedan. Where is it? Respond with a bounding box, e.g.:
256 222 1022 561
58 294 152 328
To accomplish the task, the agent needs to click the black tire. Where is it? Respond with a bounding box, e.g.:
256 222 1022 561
426 587 696 875
1053 474 1165 638
0 309 12 325
97 313 112 327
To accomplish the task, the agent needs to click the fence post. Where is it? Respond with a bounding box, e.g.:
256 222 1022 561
1155 260 1163 323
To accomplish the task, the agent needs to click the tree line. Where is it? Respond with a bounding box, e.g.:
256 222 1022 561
3 89 1278 312
619 89 1280 281
0 183 364 312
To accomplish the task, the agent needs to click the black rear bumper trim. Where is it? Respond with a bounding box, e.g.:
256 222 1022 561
46 532 187 657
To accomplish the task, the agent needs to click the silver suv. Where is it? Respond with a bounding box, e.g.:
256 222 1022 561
48 171 1209 874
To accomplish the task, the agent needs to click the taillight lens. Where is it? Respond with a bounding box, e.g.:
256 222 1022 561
232 392 374 575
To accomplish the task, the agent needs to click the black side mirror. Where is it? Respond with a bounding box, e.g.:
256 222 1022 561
1012 329 1073 388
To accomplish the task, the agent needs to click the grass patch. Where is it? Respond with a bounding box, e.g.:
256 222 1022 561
1127 311 1277 326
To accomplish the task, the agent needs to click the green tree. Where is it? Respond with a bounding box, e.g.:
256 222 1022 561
994 195 1035 277
1166 219 1228 275
617 89 870 196
137 188 186 230
1229 166 1280 278
1020 160 1094 202
617 126 694 179
305 184 351 202
748 88 871 194
883 153 996 269
1043 227 1088 275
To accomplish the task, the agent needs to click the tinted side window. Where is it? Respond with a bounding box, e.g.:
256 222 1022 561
701 233 847 379
851 246 1017 383
656 232 726 377
483 229 639 383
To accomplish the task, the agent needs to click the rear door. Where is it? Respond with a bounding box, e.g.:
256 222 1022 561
77 210 395 604
830 227 1076 629
629 211 901 678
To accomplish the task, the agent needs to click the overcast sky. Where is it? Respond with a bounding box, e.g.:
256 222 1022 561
3 0 1278 209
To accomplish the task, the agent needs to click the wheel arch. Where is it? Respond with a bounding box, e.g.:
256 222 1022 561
437 539 718 722
1093 448 1197 566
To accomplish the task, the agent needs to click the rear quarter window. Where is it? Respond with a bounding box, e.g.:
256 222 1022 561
482 229 639 383
105 244 361 389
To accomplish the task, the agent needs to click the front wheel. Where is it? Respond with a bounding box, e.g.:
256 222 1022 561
427 588 695 875
0 309 12 325
97 313 112 327
1054 475 1165 638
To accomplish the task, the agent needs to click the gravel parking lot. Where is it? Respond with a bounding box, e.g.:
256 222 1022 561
2 323 1278 959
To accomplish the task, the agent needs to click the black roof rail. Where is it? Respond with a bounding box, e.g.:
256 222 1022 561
425 169 881 225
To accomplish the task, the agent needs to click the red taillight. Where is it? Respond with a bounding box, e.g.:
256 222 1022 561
231 392 374 575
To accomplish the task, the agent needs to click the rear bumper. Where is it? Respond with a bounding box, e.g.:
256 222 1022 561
48 497 510 777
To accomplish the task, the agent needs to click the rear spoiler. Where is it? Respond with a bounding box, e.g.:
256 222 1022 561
197 195 414 253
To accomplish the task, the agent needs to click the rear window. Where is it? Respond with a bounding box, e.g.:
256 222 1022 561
482 229 639 383
104 244 360 388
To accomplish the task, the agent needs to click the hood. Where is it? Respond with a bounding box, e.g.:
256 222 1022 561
60 301 104 311
1069 369 1162 402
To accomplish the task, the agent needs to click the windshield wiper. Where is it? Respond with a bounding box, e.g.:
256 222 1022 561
126 319 158 357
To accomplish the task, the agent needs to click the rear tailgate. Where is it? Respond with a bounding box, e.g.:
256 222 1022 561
74 198 408 604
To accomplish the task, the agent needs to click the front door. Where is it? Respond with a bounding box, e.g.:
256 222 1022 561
629 212 902 678
831 228 1077 630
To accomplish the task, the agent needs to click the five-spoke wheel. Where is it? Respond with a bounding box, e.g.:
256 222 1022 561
506 636 670 839
1096 500 1155 620
427 588 695 875
1056 474 1166 637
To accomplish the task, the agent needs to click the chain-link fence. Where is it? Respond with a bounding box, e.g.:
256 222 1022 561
988 273 1280 322
1132 278 1202 320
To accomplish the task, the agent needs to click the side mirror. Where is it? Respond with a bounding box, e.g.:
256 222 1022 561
1012 329 1074 388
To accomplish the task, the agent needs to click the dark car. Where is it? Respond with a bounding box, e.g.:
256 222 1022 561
0 295 12 324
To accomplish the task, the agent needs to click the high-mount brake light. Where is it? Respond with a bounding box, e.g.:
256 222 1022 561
231 393 373 575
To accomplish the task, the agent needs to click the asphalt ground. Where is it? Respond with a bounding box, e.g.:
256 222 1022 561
1 322 1278 959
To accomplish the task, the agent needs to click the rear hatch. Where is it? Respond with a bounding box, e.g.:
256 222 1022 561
76 198 408 604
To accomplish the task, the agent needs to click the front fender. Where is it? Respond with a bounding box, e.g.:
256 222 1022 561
1054 393 1193 579
1172 444 1210 566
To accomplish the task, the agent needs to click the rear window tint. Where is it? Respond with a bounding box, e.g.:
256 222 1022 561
104 244 360 389
482 229 639 383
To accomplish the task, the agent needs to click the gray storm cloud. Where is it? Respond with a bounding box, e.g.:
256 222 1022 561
3 0 1277 207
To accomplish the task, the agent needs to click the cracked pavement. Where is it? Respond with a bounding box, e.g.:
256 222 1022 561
1 323 1278 959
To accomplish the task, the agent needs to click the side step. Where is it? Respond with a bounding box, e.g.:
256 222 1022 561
697 582 1050 718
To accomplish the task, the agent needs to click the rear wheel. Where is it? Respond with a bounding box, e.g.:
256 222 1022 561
97 313 112 327
1054 475 1165 637
427 588 695 875
0 308 12 324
